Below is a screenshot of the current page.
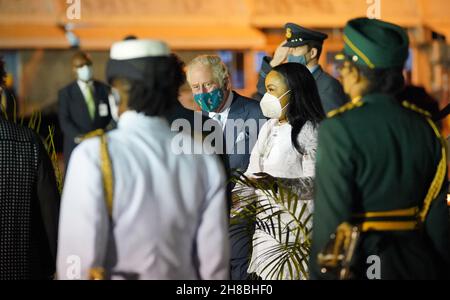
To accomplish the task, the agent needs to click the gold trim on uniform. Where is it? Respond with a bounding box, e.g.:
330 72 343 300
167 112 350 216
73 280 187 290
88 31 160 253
89 267 106 280
353 101 448 232
327 101 364 118
79 129 114 217
360 221 418 232
81 129 114 280
353 206 419 219
401 101 432 118
286 28 292 39
343 35 375 69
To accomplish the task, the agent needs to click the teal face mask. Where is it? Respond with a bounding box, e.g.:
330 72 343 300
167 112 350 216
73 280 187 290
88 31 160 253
287 54 308 66
194 88 224 112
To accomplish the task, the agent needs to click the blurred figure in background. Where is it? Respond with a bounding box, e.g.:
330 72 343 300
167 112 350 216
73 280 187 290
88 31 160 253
0 73 18 121
58 51 112 169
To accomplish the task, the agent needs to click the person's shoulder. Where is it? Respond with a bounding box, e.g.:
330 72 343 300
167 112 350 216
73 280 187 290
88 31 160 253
93 80 111 91
326 100 365 119
316 67 341 87
0 119 41 144
400 100 434 120
71 132 103 162
233 91 264 116
233 92 258 105
58 81 78 96
301 120 319 135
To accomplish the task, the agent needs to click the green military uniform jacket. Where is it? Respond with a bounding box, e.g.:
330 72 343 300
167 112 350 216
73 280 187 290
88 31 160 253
310 93 450 279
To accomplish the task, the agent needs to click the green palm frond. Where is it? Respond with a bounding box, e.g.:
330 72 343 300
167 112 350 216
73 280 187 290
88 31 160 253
45 125 63 193
230 171 313 280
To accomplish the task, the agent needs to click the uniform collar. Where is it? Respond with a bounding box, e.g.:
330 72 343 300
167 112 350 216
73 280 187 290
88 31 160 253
118 110 169 131
361 93 397 104
308 64 320 74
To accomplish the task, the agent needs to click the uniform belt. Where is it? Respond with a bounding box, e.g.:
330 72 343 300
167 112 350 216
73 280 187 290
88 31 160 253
352 206 420 232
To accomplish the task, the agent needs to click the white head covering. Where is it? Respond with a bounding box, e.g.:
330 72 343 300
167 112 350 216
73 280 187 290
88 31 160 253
106 39 172 83
110 39 170 60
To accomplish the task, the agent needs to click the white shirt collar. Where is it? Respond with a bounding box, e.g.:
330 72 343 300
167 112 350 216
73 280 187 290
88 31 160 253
308 65 319 74
208 91 234 129
77 79 93 89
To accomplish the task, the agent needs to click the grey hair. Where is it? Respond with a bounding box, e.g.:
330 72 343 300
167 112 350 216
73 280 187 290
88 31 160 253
186 55 230 88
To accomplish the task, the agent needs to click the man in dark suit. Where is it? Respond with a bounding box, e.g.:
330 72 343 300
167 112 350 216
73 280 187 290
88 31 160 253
257 23 348 113
58 52 112 167
187 55 266 280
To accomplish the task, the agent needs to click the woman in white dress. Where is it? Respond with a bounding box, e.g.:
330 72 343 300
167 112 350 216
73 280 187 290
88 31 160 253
233 63 326 280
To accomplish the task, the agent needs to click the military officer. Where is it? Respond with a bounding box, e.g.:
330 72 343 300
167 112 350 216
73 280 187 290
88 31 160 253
257 23 348 113
310 17 450 279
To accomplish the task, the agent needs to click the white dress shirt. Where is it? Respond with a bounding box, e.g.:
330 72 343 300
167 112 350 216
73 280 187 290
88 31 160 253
77 80 94 102
57 111 230 280
208 91 234 130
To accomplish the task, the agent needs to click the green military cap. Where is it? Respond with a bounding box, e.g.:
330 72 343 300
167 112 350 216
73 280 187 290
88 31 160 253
335 17 409 69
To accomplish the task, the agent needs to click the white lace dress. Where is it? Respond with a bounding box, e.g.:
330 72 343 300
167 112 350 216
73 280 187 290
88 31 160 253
236 119 318 280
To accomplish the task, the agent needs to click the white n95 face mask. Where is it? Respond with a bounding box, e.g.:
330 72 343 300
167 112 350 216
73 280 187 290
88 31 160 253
77 65 93 82
260 90 291 119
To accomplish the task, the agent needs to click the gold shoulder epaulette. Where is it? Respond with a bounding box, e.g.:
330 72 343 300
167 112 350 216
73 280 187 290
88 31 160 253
83 129 105 140
76 129 106 144
401 101 432 118
327 101 364 118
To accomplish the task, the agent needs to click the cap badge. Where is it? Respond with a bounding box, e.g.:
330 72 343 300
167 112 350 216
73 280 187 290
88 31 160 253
286 28 292 39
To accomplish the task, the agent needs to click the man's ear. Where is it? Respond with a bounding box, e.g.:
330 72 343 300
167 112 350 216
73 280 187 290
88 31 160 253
223 76 231 90
309 47 318 60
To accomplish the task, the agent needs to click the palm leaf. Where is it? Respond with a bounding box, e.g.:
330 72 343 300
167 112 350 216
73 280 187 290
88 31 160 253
5 98 63 194
231 172 313 280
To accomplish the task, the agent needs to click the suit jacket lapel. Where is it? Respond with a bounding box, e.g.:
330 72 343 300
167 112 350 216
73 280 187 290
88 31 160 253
227 92 248 122
224 92 249 142
92 81 103 125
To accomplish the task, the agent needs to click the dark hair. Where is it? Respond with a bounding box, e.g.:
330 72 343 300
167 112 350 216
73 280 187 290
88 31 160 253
0 57 5 87
272 63 326 154
347 58 405 96
126 54 186 117
306 41 323 60
72 51 91 64
123 35 138 41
